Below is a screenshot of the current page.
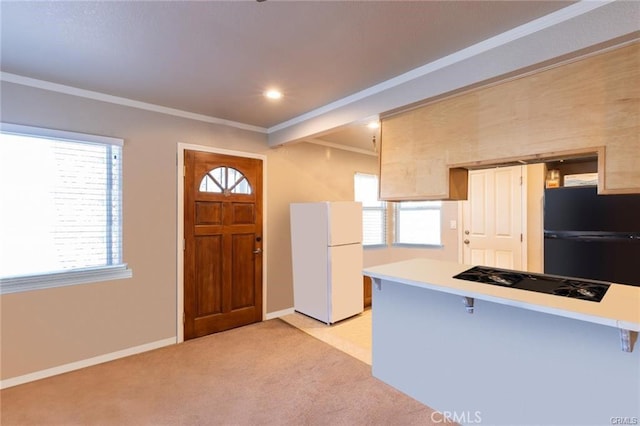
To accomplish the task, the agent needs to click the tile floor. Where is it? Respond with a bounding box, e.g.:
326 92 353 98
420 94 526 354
280 309 372 365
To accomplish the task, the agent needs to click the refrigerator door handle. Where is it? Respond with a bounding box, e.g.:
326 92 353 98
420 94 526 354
544 231 640 242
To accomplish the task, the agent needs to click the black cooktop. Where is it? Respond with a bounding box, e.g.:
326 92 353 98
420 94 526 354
453 266 610 302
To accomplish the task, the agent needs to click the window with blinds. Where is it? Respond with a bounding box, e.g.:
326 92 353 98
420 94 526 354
0 123 132 294
354 173 387 247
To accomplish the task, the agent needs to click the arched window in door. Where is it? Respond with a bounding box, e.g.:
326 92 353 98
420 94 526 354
199 166 252 195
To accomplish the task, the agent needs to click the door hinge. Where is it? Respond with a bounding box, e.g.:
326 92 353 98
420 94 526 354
183 165 186 177
520 233 523 242
183 312 186 324
183 238 186 251
520 176 523 185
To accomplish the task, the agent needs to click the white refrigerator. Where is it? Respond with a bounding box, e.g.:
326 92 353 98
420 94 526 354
290 201 364 324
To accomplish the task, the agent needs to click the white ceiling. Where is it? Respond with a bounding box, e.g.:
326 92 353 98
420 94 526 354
1 1 638 152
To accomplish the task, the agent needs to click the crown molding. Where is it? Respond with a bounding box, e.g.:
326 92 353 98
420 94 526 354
0 72 267 134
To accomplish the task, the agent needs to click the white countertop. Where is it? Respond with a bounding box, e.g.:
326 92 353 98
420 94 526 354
363 258 640 332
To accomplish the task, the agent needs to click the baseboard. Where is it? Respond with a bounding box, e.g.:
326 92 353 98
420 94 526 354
0 337 176 389
265 307 294 320
2 312 297 389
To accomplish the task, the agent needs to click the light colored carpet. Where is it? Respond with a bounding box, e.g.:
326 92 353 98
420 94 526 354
1 319 440 426
280 309 372 365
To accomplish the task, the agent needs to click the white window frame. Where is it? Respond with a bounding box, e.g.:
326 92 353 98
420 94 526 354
354 173 387 248
393 201 443 247
0 123 132 294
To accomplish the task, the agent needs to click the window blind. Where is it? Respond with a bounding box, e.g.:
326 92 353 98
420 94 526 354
355 173 387 246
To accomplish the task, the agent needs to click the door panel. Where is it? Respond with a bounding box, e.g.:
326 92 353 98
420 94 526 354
184 150 263 339
195 235 223 316
231 233 255 309
230 203 255 225
494 170 513 236
470 249 487 266
463 166 524 270
495 250 514 267
469 173 487 234
195 202 222 225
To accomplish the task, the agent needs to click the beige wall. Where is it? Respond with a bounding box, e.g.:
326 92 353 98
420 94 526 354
1 83 460 381
0 82 461 381
527 163 546 273
280 145 461 268
0 82 262 379
266 142 383 311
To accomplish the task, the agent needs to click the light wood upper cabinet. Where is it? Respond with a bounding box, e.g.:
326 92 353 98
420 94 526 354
379 42 640 200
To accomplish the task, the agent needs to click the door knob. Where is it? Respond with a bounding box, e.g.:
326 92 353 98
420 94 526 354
464 230 470 235
253 248 262 254
464 239 470 245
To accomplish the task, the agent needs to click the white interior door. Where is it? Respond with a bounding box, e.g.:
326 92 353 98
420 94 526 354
462 166 525 270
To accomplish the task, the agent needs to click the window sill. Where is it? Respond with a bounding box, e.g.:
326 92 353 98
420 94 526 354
364 244 388 250
392 243 444 249
0 264 133 295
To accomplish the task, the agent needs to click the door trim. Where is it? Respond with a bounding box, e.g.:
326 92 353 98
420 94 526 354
176 143 267 343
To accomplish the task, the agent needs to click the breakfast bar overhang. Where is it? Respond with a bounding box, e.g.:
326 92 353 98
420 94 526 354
364 258 640 426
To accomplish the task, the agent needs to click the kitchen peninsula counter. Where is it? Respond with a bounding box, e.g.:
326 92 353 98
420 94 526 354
363 258 640 334
363 258 640 426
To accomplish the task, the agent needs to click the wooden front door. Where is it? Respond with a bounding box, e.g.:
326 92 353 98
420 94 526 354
462 165 525 269
184 150 263 339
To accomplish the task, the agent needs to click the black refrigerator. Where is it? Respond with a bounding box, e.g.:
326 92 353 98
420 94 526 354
544 186 640 287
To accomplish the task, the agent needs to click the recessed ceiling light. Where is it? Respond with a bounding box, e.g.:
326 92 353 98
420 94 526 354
367 121 380 129
264 89 283 100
